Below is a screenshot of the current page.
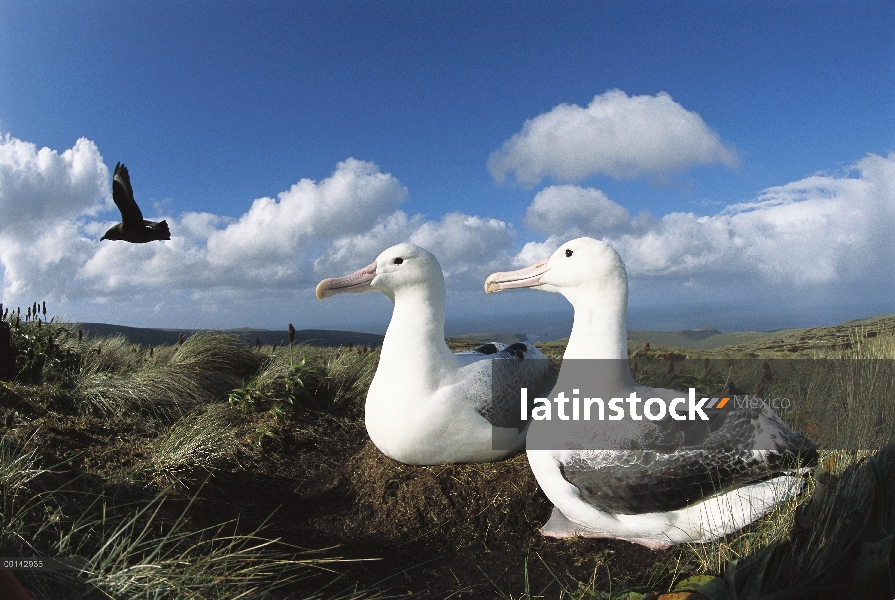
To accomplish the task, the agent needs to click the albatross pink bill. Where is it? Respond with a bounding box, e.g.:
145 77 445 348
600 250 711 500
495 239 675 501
484 259 550 294
316 262 378 299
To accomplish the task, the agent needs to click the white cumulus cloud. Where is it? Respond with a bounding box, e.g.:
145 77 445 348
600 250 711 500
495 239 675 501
206 158 408 267
79 158 410 294
3 130 890 332
489 89 738 186
0 135 108 299
315 211 516 290
523 185 632 238
516 153 895 294
0 135 109 227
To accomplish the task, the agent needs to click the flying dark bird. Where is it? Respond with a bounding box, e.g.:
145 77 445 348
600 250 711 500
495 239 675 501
101 163 171 243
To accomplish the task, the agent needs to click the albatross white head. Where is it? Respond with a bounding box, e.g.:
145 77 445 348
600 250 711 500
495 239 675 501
485 237 629 361
316 243 446 303
316 243 450 360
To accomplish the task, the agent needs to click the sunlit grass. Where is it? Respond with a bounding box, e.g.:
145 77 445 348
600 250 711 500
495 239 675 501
75 332 261 421
148 403 241 488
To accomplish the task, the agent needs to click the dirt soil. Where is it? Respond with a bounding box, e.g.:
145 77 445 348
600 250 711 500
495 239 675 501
16 408 674 599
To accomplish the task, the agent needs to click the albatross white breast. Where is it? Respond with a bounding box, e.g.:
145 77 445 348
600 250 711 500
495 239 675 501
316 243 554 465
485 237 816 549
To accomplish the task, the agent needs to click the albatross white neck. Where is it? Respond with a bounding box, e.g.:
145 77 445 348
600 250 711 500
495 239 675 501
564 285 629 359
377 280 455 386
561 279 633 385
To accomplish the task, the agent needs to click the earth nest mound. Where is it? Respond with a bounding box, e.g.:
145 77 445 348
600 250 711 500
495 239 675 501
345 442 551 550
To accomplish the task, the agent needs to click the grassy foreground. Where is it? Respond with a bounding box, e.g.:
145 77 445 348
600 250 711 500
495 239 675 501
0 307 893 599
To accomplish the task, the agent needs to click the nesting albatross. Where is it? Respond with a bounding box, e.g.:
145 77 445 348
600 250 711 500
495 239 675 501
316 243 555 465
101 163 171 243
485 237 816 548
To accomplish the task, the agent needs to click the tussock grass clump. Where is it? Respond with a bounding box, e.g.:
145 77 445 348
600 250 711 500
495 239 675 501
167 331 262 379
73 333 146 375
315 347 378 413
148 403 241 488
250 344 324 398
76 368 204 420
237 344 378 415
16 489 368 600
76 333 262 421
777 447 895 592
50 494 346 600
0 434 50 557
815 326 895 360
670 447 895 600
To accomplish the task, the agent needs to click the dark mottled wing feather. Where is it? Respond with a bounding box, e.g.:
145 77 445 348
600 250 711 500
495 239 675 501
561 408 816 514
113 163 144 227
457 342 555 430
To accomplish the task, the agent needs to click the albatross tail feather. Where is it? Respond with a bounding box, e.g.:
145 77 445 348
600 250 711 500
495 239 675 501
540 474 806 549
540 507 673 549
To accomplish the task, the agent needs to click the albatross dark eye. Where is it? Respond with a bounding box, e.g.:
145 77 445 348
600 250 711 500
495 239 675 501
565 249 573 257
393 257 404 265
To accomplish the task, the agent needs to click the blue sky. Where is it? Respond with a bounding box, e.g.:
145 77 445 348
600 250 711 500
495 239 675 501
1 1 893 335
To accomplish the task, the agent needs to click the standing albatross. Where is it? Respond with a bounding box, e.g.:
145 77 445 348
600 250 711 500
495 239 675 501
316 243 555 465
101 163 171 243
485 237 816 548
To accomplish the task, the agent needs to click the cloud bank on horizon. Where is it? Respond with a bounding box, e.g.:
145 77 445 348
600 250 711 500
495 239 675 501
1 90 893 330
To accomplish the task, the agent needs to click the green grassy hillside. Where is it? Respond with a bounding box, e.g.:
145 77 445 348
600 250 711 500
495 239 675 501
628 314 895 357
0 308 892 599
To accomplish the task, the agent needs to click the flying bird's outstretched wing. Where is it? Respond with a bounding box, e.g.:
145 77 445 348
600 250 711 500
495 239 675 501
112 163 144 227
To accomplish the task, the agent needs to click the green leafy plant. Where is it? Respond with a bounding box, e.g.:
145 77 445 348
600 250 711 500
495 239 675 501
255 426 281 450
227 377 268 412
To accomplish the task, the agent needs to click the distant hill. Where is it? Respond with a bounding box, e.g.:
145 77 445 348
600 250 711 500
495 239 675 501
446 332 528 345
626 327 794 350
534 314 895 357
75 323 384 348
704 313 895 356
73 313 895 354
624 314 895 356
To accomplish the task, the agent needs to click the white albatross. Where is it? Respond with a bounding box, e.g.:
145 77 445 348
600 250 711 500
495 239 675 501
484 237 816 548
316 243 555 465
